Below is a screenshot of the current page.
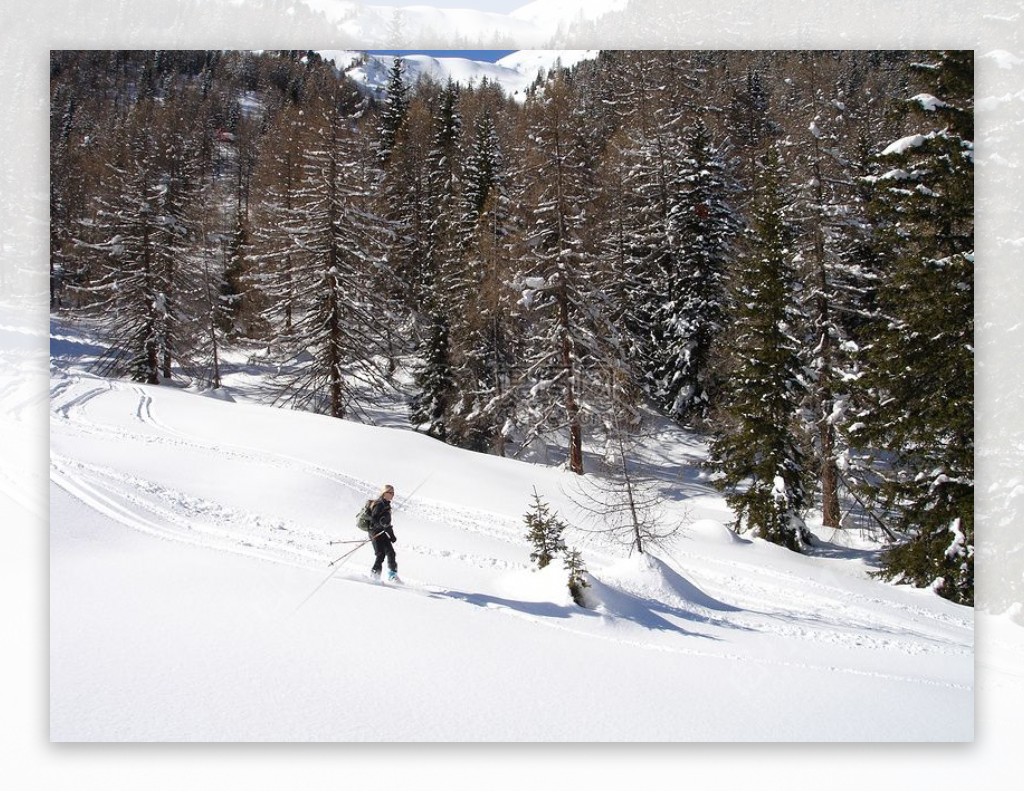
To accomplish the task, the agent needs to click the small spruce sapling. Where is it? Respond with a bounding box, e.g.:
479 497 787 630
524 487 566 569
564 547 590 607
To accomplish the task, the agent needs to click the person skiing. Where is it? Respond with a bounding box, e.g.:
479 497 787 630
369 484 399 581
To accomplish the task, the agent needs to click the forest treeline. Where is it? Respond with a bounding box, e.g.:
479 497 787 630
49 49 974 604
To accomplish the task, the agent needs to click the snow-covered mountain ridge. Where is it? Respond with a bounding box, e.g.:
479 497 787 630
319 48 599 101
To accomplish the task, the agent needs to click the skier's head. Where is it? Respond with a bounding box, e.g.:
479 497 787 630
381 484 395 501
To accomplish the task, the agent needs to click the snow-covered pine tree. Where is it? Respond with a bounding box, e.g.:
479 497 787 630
784 52 869 530
255 84 389 419
514 66 630 474
524 488 567 569
709 146 811 551
655 117 737 424
373 59 440 377
601 63 685 406
589 53 732 428
50 74 90 310
409 317 454 440
514 69 588 473
375 57 409 166
217 74 263 340
726 64 779 187
447 106 519 454
183 191 233 390
564 547 590 606
75 97 200 384
248 98 310 336
855 51 974 605
410 79 463 442
461 107 502 234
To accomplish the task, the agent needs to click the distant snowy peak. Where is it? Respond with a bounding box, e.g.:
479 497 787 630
301 1 624 47
319 49 599 102
495 49 598 76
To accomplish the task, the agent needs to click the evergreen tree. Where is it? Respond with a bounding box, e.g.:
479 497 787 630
448 107 518 453
255 87 389 418
75 98 200 384
248 99 309 336
564 548 590 607
409 319 454 439
374 60 433 377
855 51 974 604
726 65 778 184
604 71 684 405
515 67 633 474
376 57 409 165
653 117 736 423
409 80 463 441
709 147 811 551
184 192 234 389
461 108 502 228
524 488 567 569
785 52 864 530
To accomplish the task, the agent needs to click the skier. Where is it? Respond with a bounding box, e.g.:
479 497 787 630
369 484 399 581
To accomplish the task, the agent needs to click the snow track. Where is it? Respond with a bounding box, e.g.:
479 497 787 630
51 374 514 554
51 454 326 569
50 372 545 582
49 369 973 711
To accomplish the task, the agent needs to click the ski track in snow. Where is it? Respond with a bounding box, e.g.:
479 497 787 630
334 572 971 691
50 374 531 575
49 372 972 681
667 544 973 644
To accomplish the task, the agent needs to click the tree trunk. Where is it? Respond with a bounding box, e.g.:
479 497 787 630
820 418 841 528
557 279 583 474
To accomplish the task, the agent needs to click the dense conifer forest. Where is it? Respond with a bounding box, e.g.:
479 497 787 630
49 49 974 604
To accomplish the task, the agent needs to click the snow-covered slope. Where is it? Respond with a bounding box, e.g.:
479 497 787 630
48 318 974 741
320 49 598 101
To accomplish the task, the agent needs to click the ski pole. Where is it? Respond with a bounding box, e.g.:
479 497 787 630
293 531 387 614
328 530 386 566
393 471 433 512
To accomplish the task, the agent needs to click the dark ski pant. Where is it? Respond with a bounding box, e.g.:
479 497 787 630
371 535 397 574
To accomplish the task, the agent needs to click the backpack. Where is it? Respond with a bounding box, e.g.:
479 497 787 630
356 499 376 532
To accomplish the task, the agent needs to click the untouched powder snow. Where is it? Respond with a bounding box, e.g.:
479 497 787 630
49 319 973 742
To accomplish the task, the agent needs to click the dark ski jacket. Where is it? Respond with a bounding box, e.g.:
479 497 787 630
369 498 395 542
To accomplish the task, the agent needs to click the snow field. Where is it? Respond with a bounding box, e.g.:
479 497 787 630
49 320 973 741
